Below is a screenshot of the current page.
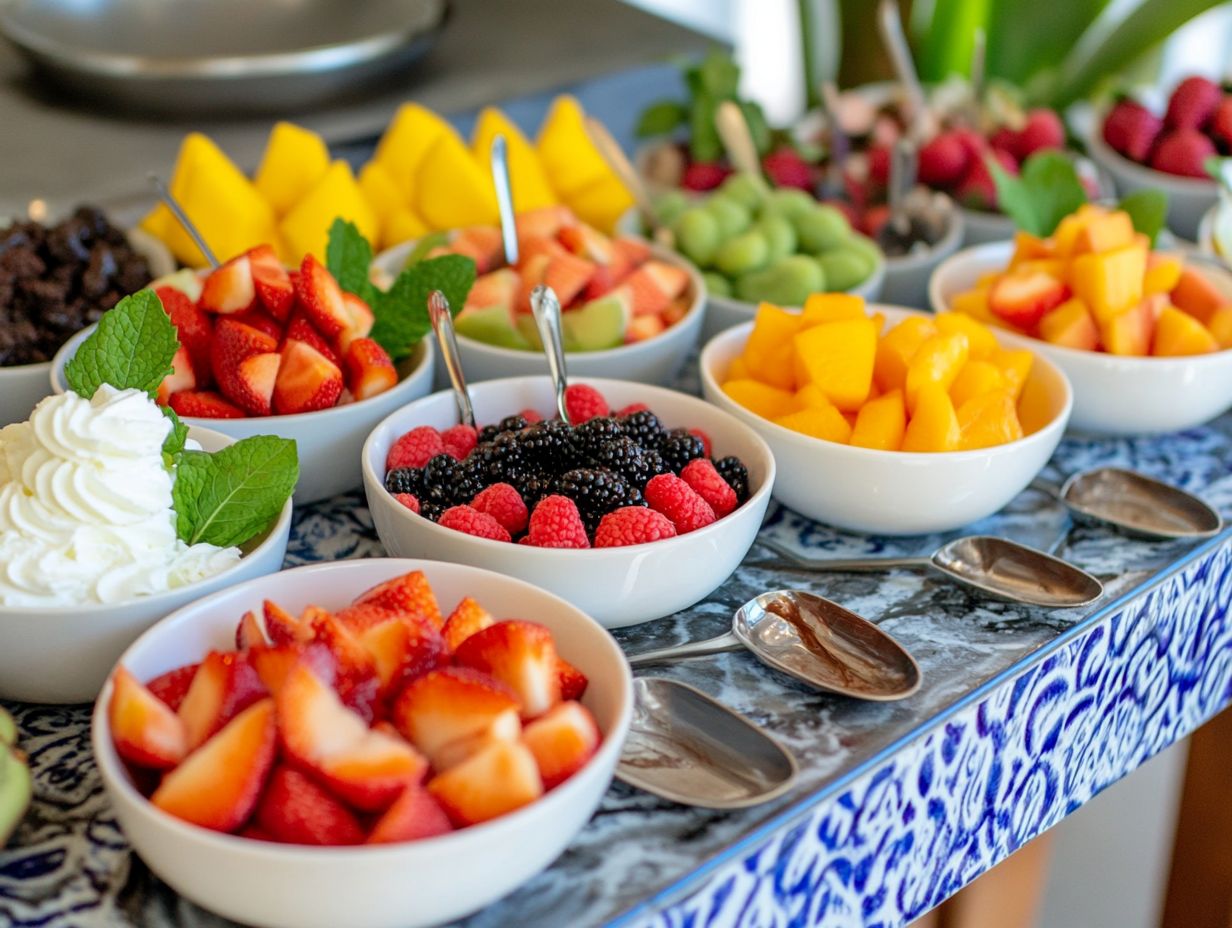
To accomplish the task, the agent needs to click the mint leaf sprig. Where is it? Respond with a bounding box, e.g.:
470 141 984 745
65 292 297 550
326 219 477 362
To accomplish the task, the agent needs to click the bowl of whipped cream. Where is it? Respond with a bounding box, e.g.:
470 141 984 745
0 385 293 703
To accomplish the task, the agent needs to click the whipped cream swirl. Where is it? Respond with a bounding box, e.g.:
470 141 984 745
0 386 241 608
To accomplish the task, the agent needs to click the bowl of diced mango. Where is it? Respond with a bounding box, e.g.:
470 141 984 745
929 204 1232 435
699 294 1071 535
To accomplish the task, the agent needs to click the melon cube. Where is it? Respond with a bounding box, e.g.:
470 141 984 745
1100 299 1156 356
1170 266 1225 325
1208 306 1232 348
901 385 960 452
793 317 878 412
1038 298 1099 351
850 389 906 451
1153 306 1218 356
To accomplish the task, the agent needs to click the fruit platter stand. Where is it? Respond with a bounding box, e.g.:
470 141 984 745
3 61 1232 928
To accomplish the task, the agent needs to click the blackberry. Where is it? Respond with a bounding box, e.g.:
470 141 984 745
420 454 471 507
618 409 665 450
384 466 424 496
516 474 555 509
464 433 525 485
419 501 447 523
658 429 707 473
714 456 750 503
553 468 645 533
478 414 530 444
570 416 623 459
515 419 578 474
587 436 667 488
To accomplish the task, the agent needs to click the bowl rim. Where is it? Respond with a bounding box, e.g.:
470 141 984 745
930 240 1232 366
361 375 777 558
699 307 1073 462
882 195 965 272
49 326 435 424
0 423 293 615
90 556 634 860
370 238 707 363
1085 109 1218 192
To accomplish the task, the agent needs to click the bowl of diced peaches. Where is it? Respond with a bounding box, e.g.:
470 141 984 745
929 204 1232 435
699 293 1071 535
93 560 632 928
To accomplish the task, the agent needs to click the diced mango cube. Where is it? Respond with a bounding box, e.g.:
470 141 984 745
950 287 995 324
279 161 378 264
471 107 559 214
905 333 969 412
949 360 1006 409
874 316 938 392
1153 305 1219 356
774 405 852 444
1038 298 1099 351
793 383 831 410
1016 372 1057 435
1069 243 1146 323
254 122 330 217
1100 298 1156 356
901 384 961 452
801 293 865 325
1010 231 1053 266
1170 265 1225 325
1143 253 1183 296
415 131 501 229
727 357 750 380
723 379 796 420
793 317 878 412
957 391 1024 450
935 311 998 360
850 389 906 450
373 103 453 200
1208 306 1232 348
988 348 1034 401
1071 209 1135 255
745 303 802 365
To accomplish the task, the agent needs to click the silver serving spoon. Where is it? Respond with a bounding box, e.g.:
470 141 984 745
427 290 475 429
529 284 571 423
1034 468 1223 540
490 134 519 267
758 536 1104 608
617 677 798 809
629 590 921 701
147 173 219 269
888 137 918 237
877 0 927 141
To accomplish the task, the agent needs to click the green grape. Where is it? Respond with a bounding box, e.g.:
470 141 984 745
817 248 873 292
702 271 732 298
672 208 720 267
718 173 770 211
754 215 797 263
714 230 770 277
735 255 823 306
844 233 884 268
794 204 851 254
652 190 689 227
762 188 816 219
706 197 753 238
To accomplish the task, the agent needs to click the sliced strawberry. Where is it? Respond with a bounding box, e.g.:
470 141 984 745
263 599 310 645
516 205 575 240
514 253 551 315
557 224 614 264
295 254 349 338
305 606 375 679
156 286 213 386
450 226 505 274
248 244 294 320
255 766 364 846
339 293 375 352
273 339 344 415
521 701 600 789
543 251 596 307
354 571 443 629
441 596 495 652
556 656 588 702
146 662 199 712
426 737 543 827
453 621 561 720
580 263 624 302
336 602 402 632
212 318 277 409
248 641 336 695
638 260 690 300
344 337 398 401
177 650 267 750
611 236 652 267
284 312 341 366
151 699 276 831
168 389 246 420
277 662 427 811
108 667 188 769
200 253 256 315
155 346 196 406
391 667 521 768
235 611 268 650
230 307 284 342
612 268 671 317
466 267 519 311
988 270 1071 332
226 351 279 417
359 616 447 694
367 784 453 844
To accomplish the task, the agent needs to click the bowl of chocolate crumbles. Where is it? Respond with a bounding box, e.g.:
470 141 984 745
0 206 174 426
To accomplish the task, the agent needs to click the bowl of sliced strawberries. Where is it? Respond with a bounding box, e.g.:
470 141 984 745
370 206 706 387
93 559 632 928
52 245 436 503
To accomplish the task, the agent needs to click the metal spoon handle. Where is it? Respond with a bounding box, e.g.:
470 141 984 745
427 291 476 429
530 284 571 423
627 631 744 667
490 134 519 267
584 116 658 230
889 138 917 234
877 0 926 139
820 81 850 200
147 173 219 269
759 538 931 572
716 100 762 178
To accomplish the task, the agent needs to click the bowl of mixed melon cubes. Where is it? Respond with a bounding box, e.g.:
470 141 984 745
700 294 1070 534
931 203 1232 435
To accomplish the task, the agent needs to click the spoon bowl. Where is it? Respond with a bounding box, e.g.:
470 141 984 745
929 536 1104 608
1059 468 1223 540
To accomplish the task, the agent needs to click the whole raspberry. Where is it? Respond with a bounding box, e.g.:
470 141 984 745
681 161 730 191
394 493 420 514
518 407 544 423
644 473 716 534
387 426 444 471
564 384 610 423
762 148 813 190
680 459 738 518
524 495 590 548
438 505 511 542
594 507 677 547
688 428 712 458
470 482 529 535
1165 75 1221 131
441 424 478 460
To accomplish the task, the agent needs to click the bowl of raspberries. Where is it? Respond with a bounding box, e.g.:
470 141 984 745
361 380 775 628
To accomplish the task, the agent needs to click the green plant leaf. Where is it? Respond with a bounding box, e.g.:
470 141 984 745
173 436 298 548
636 100 688 138
918 0 991 82
985 0 1109 86
325 218 378 305
372 254 476 361
64 289 179 399
402 231 451 268
689 95 723 163
162 407 188 461
1118 189 1168 246
739 100 772 156
991 151 1089 236
698 47 740 97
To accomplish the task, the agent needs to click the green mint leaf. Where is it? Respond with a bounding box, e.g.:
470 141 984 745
636 100 688 138
1118 189 1168 247
371 254 476 361
739 100 772 156
162 406 188 460
64 289 179 399
689 95 723 163
698 47 740 98
173 435 298 548
325 218 379 304
991 151 1087 237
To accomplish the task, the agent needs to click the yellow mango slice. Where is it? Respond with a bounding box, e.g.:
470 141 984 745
950 287 995 325
901 384 961 452
874 316 938 392
414 131 500 230
385 208 431 250
1071 209 1135 255
1016 372 1056 435
801 293 865 325
358 162 402 226
744 303 802 367
723 379 796 420
935 311 998 360
1068 243 1146 323
1207 306 1232 348
373 103 453 200
471 108 559 213
793 317 878 412
727 357 750 380
850 389 906 451
988 348 1034 401
1143 253 1183 296
536 96 613 197
1153 305 1218 356
1051 212 1087 260
1009 231 1053 266
254 122 330 217
562 173 633 234
957 391 1024 450
793 383 831 410
279 161 379 264
774 405 852 444
1038 298 1099 351
905 333 969 413
949 360 1006 409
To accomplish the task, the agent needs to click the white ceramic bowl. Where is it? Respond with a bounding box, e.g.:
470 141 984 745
370 240 706 387
0 426 291 704
92 558 632 928
1086 116 1217 242
362 378 775 628
930 241 1232 435
879 203 965 308
700 309 1072 536
51 329 435 504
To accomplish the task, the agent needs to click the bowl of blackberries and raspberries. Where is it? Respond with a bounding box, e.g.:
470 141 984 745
361 379 775 628
0 206 173 426
1088 77 1229 239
